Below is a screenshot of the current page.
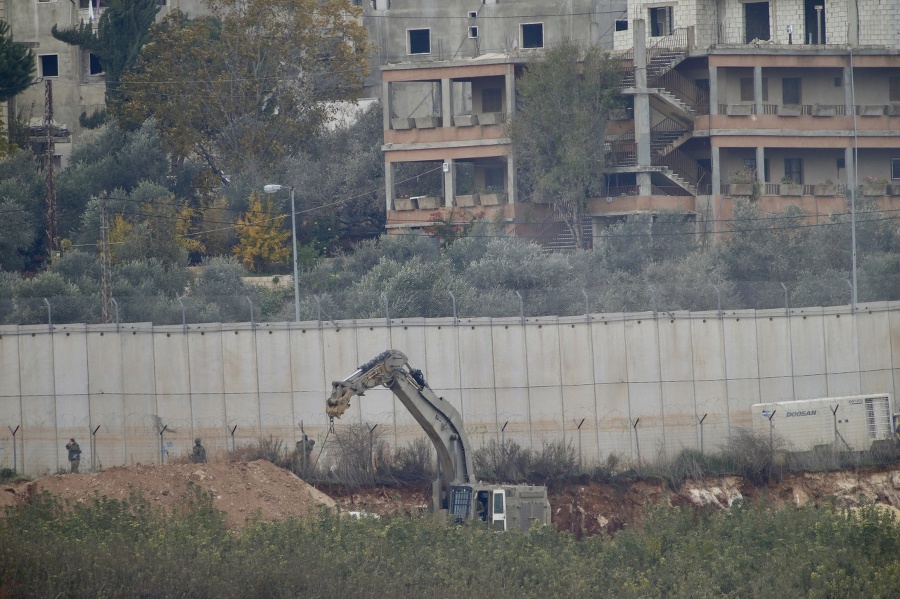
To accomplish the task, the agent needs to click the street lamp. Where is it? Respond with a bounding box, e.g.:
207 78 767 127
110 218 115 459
263 184 300 321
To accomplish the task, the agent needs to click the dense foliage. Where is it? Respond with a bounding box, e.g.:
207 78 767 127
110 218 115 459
1 491 899 598
0 20 36 104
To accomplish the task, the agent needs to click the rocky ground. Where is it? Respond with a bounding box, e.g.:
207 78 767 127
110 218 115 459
3 462 900 535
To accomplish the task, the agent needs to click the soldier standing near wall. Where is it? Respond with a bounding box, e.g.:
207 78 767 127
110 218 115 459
65 438 81 473
191 438 207 464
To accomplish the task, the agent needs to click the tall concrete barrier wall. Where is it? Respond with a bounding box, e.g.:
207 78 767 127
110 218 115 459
1 302 898 476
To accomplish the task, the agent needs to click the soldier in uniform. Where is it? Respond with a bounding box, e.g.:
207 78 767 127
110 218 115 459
65 438 81 473
191 438 207 464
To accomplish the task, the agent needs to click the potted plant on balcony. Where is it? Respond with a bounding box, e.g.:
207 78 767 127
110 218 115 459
729 168 757 197
479 186 507 205
779 176 803 196
862 176 889 196
813 179 838 196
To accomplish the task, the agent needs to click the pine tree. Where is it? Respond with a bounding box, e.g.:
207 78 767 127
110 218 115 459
0 20 36 103
51 0 159 109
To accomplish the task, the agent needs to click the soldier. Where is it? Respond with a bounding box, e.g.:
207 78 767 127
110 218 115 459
65 438 81 473
191 438 207 464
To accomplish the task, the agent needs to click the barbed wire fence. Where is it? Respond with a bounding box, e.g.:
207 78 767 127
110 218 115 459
0 281 870 327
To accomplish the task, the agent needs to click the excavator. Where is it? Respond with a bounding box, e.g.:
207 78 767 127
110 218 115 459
326 349 551 531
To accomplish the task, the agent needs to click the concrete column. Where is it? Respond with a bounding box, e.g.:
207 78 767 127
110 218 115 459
441 78 453 127
507 154 517 203
847 0 859 45
443 158 456 207
756 146 765 187
844 65 853 114
637 172 652 196
711 145 721 227
845 146 856 190
385 161 395 212
382 81 392 131
633 19 651 168
753 66 763 115
709 65 718 115
504 66 515 117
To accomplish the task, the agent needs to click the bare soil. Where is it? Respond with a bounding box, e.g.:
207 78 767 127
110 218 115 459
4 462 900 535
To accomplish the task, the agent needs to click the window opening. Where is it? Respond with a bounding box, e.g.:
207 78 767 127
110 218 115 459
804 0 826 44
615 20 629 32
889 78 900 102
88 53 104 76
891 158 900 180
481 88 502 113
740 77 768 102
408 29 431 55
485 167 505 191
39 55 59 78
784 158 803 184
468 26 479 39
648 6 673 37
782 78 801 105
744 2 770 42
521 23 544 48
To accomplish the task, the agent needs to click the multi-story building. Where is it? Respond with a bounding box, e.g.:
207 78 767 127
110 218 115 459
378 0 900 247
3 0 208 166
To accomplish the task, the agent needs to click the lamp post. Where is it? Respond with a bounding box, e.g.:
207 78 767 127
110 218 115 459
263 184 300 321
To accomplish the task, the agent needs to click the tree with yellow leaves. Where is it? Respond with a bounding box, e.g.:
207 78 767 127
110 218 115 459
233 191 290 273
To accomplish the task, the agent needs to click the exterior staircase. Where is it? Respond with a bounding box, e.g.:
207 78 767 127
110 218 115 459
543 216 594 253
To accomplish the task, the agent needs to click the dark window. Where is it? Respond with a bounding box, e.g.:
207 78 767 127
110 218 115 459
481 88 502 113
88 53 104 75
784 158 803 184
890 78 900 102
695 78 710 92
782 78 801 105
468 26 478 39
804 0 826 44
837 158 846 170
615 20 629 32
744 2 771 42
649 6 673 37
39 55 59 78
892 159 900 180
408 29 430 55
521 23 544 48
485 167 505 190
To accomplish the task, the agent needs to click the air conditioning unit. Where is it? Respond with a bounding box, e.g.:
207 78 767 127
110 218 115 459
469 26 479 39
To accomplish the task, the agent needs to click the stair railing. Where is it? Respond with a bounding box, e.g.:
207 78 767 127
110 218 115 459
649 69 710 115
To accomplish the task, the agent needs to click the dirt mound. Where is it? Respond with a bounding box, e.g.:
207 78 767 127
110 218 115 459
1 460 336 530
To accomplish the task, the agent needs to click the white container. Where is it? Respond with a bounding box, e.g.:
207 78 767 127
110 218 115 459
751 394 894 452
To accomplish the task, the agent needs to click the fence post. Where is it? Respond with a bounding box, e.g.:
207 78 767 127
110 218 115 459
367 422 378 475
90 424 100 471
43 298 52 332
229 425 238 452
575 418 585 469
449 291 457 323
697 413 707 454
632 418 642 467
110 297 119 333
8 425 19 473
177 298 186 333
246 296 254 327
581 289 590 322
767 410 776 464
515 291 524 326
781 282 789 316
158 424 168 464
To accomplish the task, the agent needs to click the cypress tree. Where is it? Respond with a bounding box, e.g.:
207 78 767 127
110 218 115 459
51 0 159 110
0 20 36 102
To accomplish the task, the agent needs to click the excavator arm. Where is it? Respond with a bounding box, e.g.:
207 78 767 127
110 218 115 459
327 350 475 508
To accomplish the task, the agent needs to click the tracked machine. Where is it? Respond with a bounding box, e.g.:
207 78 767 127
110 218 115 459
326 349 551 531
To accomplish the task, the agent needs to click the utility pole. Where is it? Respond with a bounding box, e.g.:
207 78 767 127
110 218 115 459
99 191 112 323
44 79 57 262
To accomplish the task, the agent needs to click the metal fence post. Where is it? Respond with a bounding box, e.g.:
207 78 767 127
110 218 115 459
697 413 707 454
110 297 119 333
177 298 186 333
449 291 457 323
581 289 590 322
229 425 238 452
631 418 641 467
781 282 789 316
575 418 585 468
158 424 168 464
245 296 254 327
90 424 100 471
43 298 52 332
8 425 19 473
515 291 524 325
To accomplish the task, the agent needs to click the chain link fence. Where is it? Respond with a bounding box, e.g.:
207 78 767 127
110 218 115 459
0 280 865 326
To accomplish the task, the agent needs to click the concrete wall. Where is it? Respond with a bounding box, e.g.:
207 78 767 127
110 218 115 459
1 302 898 476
